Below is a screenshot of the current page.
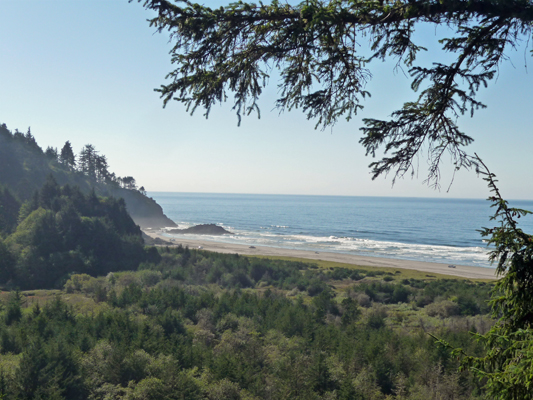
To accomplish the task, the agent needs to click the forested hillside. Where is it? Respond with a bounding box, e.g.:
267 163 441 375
0 123 175 228
0 175 160 289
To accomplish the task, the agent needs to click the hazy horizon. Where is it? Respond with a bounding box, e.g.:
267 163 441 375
148 191 533 202
2 1 532 200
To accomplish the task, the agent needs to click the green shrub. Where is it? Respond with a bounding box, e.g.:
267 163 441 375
425 300 461 318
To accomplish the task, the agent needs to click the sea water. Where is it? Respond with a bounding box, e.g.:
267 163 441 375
148 193 533 268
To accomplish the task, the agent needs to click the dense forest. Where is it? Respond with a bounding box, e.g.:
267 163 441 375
0 123 175 228
0 122 512 398
0 175 160 289
0 246 493 399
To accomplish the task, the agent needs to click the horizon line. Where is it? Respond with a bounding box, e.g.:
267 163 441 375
146 191 533 202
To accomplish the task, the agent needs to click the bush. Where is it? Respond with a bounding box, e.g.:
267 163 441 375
350 271 363 280
138 270 162 287
425 300 461 318
366 305 388 329
356 293 371 307
391 285 411 304
64 273 93 293
307 280 327 296
457 295 481 316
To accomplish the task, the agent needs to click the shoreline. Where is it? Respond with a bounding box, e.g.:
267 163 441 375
143 230 497 280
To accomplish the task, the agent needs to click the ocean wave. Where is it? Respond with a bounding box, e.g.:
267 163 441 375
160 221 493 267
168 230 489 266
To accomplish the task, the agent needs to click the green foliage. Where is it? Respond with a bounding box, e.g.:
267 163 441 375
0 187 20 237
436 159 533 399
3 176 151 289
0 239 16 284
4 292 22 326
139 0 533 186
59 141 76 170
0 122 175 229
0 262 491 399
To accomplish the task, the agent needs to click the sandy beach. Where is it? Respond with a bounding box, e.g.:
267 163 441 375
143 230 497 280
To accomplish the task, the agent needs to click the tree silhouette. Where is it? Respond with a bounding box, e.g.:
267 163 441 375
60 141 76 170
139 0 533 186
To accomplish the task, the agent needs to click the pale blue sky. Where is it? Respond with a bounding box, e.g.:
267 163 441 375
1 0 532 199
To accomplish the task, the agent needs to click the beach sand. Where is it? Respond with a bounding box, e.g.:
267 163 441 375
143 230 497 280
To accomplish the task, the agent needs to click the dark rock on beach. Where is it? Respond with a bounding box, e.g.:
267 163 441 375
168 224 234 235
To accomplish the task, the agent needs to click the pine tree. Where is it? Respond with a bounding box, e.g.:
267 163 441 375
39 174 61 210
15 338 57 399
139 0 533 186
78 144 97 180
437 157 533 400
0 238 15 285
121 176 137 190
4 291 22 325
95 154 110 183
59 141 76 170
23 127 42 154
44 146 59 161
0 186 20 235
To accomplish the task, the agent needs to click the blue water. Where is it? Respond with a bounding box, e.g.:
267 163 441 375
148 193 533 268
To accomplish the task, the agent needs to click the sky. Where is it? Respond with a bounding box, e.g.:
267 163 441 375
1 0 532 199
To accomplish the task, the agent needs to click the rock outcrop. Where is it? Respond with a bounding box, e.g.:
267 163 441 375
168 224 233 235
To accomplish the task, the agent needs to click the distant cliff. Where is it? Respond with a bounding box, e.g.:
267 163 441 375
107 187 176 229
0 123 176 229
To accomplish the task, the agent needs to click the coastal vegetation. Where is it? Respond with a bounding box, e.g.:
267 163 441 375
0 123 174 228
0 175 160 289
1 120 529 398
0 118 530 398
0 246 494 399
134 1 533 397
1 0 532 396
0 137 498 397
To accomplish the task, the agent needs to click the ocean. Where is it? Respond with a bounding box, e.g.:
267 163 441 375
148 193 533 268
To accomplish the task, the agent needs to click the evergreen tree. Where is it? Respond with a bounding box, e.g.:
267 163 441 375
59 140 76 170
437 158 533 400
139 0 533 186
78 144 97 180
0 186 20 235
121 176 137 190
15 338 57 399
0 123 11 141
23 127 42 154
95 154 110 183
39 174 61 210
44 146 58 161
4 291 22 325
0 238 16 285
5 179 147 289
